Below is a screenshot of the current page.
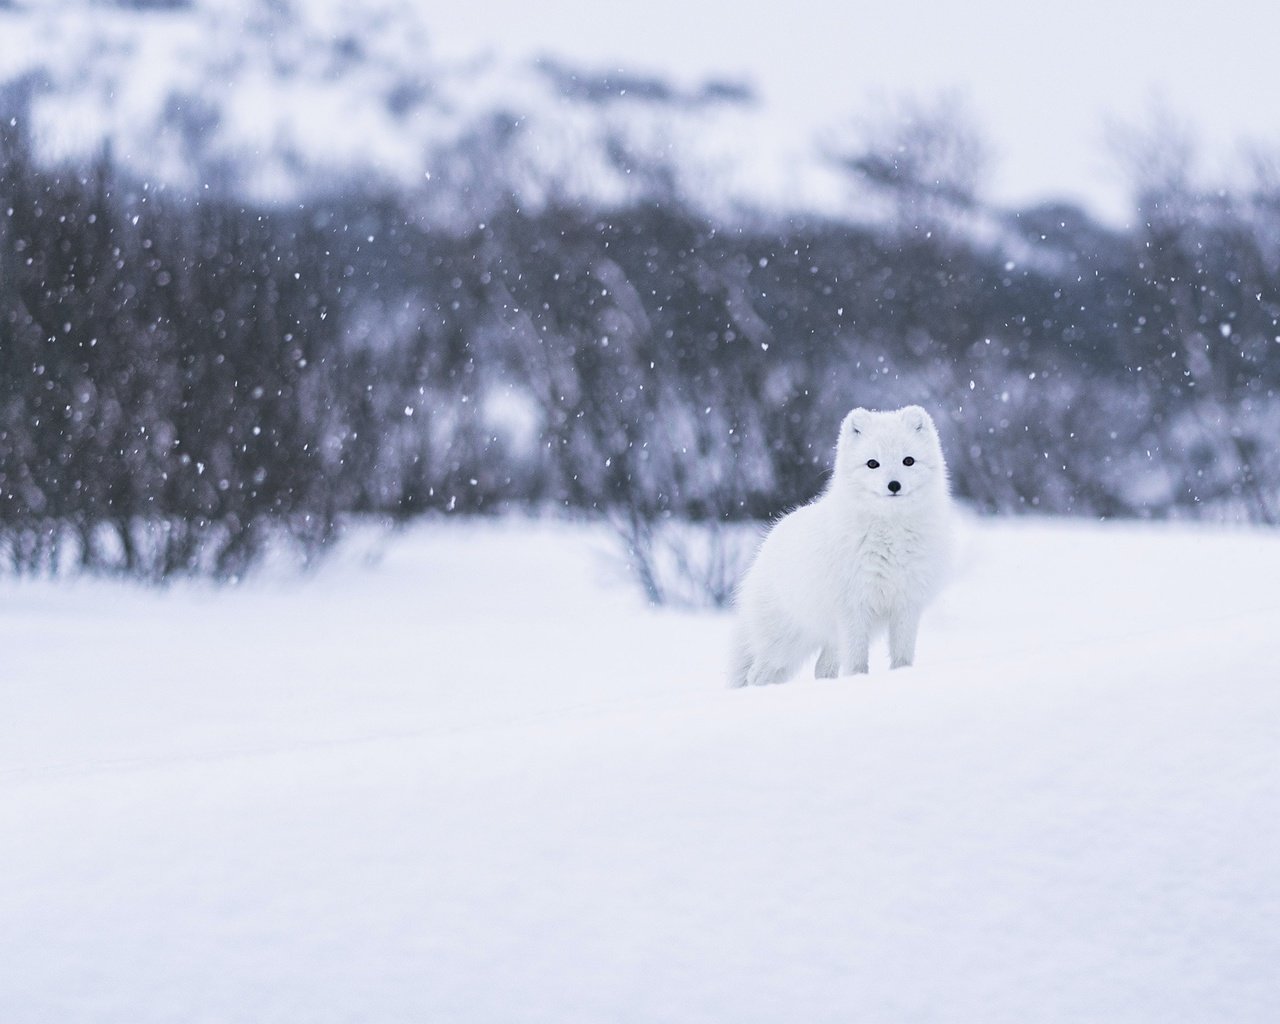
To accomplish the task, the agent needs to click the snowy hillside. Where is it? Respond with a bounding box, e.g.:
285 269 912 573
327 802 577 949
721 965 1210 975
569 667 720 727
3 517 1279 1022
0 0 853 225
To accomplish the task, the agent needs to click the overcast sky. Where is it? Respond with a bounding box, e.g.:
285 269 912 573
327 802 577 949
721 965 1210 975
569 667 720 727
427 0 1280 222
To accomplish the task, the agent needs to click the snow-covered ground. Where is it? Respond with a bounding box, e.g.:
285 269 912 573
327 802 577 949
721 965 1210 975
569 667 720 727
3 515 1279 1023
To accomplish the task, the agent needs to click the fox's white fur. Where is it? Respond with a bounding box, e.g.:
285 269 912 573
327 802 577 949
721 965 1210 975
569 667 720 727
729 405 952 687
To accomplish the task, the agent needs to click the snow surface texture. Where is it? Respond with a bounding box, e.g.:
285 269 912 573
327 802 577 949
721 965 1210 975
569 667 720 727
3 517 1279 1023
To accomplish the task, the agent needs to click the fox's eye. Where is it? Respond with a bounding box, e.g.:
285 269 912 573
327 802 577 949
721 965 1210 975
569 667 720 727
866 459 880 469
903 457 915 466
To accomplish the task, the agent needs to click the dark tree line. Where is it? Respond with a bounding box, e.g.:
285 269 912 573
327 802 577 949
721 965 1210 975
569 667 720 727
0 119 343 576
3 103 1280 579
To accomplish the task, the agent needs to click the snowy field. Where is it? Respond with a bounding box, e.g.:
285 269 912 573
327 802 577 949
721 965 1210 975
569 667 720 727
3 515 1279 1023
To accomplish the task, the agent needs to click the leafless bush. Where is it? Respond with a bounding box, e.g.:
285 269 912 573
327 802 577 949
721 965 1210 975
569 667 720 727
610 510 760 609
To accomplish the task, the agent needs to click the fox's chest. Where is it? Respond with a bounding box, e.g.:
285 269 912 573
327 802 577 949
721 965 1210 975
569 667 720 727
835 520 931 602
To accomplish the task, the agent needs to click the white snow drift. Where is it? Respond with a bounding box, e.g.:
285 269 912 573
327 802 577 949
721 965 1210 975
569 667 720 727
2 515 1279 1023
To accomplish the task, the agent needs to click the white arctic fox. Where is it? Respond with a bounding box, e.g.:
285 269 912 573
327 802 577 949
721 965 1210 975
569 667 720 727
730 405 952 687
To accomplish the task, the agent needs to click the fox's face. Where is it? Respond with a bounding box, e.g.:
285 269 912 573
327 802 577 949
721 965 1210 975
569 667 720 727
835 405 946 503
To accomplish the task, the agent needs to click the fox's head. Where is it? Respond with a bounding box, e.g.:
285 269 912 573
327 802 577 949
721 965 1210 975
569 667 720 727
833 405 948 504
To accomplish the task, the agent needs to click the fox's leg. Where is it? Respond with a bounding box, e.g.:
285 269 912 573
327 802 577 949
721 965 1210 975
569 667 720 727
814 644 840 679
743 617 809 687
838 619 871 676
746 658 795 687
888 606 922 669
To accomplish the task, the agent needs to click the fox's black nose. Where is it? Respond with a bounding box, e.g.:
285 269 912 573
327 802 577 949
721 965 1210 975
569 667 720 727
888 480 901 493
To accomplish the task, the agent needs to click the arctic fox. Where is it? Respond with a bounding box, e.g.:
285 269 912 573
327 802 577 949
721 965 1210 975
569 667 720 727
729 405 952 687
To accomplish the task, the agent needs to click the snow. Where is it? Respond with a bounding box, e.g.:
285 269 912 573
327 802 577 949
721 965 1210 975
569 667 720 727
421 0 1280 224
6 0 1280 226
0 1 806 225
3 516 1280 1022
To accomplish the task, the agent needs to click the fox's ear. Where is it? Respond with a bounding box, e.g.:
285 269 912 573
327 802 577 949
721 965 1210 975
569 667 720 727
901 405 935 433
841 407 870 437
